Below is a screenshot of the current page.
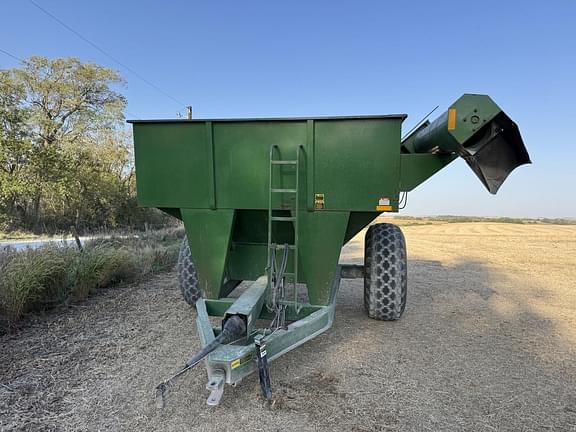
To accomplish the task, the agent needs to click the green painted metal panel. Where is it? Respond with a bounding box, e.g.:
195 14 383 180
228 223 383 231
298 211 349 305
229 211 351 304
400 153 458 191
205 122 217 209
131 116 405 212
314 119 402 211
227 243 269 281
181 209 235 299
133 123 211 208
129 114 459 307
231 209 294 244
213 121 305 209
411 94 503 155
305 120 315 211
228 209 296 281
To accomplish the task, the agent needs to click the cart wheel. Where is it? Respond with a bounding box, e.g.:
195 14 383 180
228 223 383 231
177 236 201 307
364 223 407 321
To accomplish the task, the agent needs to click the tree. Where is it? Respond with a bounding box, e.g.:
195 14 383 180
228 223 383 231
14 56 126 148
0 56 128 231
0 71 34 226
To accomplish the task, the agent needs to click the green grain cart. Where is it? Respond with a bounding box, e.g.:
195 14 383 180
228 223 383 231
128 94 530 406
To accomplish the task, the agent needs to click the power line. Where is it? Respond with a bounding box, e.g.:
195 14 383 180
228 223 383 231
0 48 23 62
124 110 140 120
28 0 187 109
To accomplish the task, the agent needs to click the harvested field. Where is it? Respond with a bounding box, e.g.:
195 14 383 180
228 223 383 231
1 221 576 431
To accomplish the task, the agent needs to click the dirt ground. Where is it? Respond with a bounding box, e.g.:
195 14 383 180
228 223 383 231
2 221 576 431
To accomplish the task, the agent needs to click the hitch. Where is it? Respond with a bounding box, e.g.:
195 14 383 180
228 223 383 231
155 315 246 408
153 269 349 407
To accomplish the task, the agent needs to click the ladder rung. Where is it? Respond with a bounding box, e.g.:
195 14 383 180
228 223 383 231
271 188 297 193
271 272 295 280
271 160 297 165
271 216 296 222
278 299 297 306
270 244 296 250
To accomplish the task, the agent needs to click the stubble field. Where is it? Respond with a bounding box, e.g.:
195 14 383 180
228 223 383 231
1 220 576 431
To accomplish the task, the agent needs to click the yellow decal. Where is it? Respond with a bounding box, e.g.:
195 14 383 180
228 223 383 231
314 193 325 210
231 359 241 369
376 205 393 212
447 108 457 130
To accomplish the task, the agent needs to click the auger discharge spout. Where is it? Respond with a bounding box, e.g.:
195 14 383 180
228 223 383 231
409 94 531 194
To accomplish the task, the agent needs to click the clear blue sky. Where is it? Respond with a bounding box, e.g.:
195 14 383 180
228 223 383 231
2 1 575 217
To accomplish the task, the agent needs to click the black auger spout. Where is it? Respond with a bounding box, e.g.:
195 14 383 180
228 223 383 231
407 94 531 194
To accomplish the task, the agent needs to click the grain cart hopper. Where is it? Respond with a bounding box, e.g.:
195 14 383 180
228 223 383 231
128 94 530 406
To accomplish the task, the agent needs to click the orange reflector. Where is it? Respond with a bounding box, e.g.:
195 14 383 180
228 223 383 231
448 108 457 130
376 205 393 212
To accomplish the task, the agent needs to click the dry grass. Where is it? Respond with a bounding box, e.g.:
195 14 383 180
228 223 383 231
0 247 71 323
1 222 576 431
0 228 182 330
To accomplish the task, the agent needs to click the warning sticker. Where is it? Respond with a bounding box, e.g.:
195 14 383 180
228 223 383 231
376 197 392 212
378 197 390 206
231 353 253 369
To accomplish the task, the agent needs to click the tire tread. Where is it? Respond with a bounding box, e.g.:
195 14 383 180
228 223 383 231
364 223 407 321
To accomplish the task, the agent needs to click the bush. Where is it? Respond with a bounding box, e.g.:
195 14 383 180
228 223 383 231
68 246 138 301
0 246 70 323
0 229 183 330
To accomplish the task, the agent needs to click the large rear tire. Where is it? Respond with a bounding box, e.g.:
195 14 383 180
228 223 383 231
177 236 201 307
364 223 407 321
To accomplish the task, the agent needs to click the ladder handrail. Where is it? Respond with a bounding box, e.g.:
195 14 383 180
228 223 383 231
293 145 305 313
266 144 306 315
266 145 279 311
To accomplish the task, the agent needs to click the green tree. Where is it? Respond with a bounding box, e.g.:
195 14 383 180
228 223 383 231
0 56 127 231
0 70 34 227
15 56 125 148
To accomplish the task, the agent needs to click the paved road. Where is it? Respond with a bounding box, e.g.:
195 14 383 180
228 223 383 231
0 238 82 251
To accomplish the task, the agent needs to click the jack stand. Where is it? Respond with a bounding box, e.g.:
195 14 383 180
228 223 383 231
206 369 225 406
254 335 273 403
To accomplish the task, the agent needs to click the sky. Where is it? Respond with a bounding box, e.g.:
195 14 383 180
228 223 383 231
1 0 575 218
